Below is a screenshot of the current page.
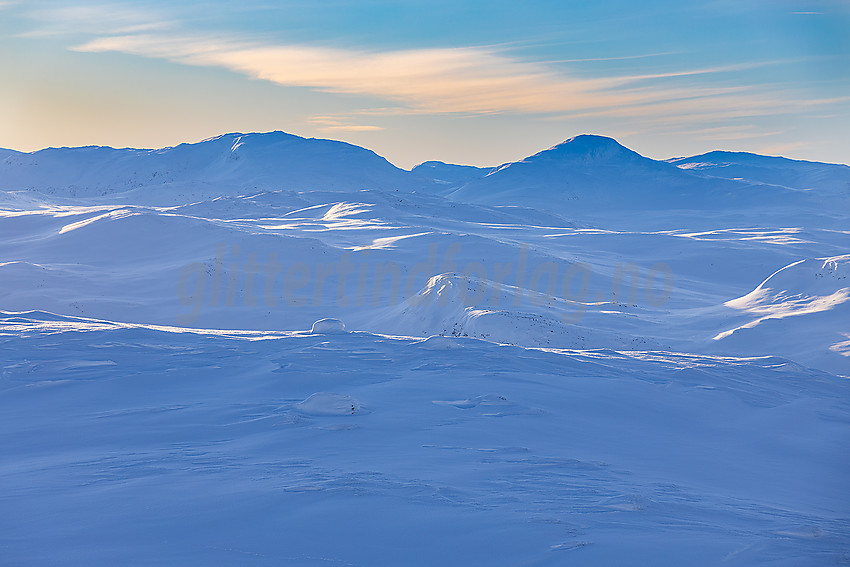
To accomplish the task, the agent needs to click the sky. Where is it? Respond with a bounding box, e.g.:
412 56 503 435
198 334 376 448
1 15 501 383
1 0 848 168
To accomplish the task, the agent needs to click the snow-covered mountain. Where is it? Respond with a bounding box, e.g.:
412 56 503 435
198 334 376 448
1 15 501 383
2 131 848 565
448 134 825 214
0 131 434 202
2 131 847 367
668 150 850 196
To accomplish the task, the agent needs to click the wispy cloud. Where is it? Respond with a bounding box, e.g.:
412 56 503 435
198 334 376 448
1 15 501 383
73 33 635 115
553 88 846 125
660 125 786 142
309 116 384 132
20 3 174 38
756 141 808 156
21 0 833 135
72 31 812 124
549 51 681 63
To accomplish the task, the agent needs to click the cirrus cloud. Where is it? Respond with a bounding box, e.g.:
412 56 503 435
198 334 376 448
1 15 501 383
74 33 635 115
69 30 840 134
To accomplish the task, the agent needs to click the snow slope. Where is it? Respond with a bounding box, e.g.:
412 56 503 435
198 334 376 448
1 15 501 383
1 131 848 564
1 310 848 565
710 255 850 375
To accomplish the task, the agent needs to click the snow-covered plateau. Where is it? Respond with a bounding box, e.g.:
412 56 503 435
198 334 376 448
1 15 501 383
1 132 848 565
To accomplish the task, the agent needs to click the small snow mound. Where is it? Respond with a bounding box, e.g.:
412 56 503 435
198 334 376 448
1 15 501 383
310 318 346 333
296 392 361 416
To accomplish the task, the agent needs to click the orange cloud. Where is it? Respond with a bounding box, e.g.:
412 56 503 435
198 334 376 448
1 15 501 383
72 31 842 128
74 34 644 114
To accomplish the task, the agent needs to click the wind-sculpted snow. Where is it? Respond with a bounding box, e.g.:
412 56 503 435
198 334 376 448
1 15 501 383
1 131 849 564
1 312 847 564
368 272 668 350
3 179 845 371
712 255 850 375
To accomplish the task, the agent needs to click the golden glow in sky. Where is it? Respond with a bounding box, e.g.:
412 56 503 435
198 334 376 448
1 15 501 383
2 0 848 167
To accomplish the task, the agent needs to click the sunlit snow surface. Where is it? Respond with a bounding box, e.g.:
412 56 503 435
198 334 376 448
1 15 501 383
1 133 849 564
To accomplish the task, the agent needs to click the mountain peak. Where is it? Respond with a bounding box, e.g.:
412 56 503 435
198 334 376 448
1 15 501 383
524 134 642 164
557 134 623 149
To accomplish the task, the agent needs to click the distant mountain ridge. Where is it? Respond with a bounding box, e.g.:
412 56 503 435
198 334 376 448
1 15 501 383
448 134 848 214
2 131 846 213
668 150 850 196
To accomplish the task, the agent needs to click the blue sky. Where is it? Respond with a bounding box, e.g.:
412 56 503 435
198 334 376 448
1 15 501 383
1 0 848 167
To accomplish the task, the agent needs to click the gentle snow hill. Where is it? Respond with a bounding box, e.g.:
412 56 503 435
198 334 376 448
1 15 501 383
2 183 846 371
710 255 850 375
1 131 848 373
449 134 818 214
0 131 435 201
668 151 850 197
364 272 668 351
0 204 342 326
